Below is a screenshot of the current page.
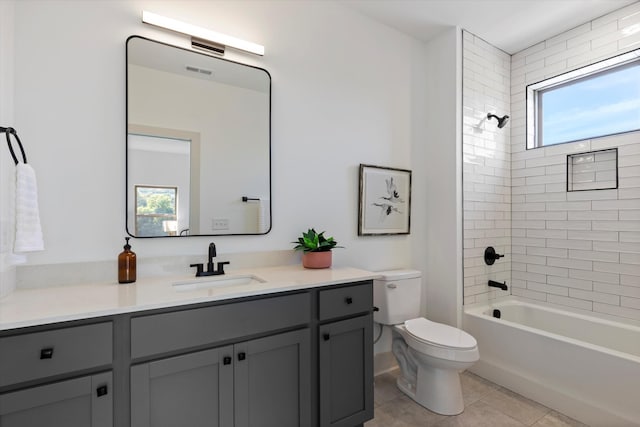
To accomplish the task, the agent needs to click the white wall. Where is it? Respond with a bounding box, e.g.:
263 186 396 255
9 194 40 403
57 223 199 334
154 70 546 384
418 27 463 327
510 2 640 321
0 0 16 297
462 31 512 305
8 0 428 278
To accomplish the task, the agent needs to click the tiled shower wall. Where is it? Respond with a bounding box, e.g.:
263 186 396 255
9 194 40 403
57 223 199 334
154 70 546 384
510 3 640 321
462 31 511 304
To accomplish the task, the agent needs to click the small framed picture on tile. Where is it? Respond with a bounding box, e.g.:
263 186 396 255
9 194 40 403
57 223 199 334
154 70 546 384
358 164 411 236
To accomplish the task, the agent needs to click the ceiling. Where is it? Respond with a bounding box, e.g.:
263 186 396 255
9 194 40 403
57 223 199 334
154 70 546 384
345 0 638 54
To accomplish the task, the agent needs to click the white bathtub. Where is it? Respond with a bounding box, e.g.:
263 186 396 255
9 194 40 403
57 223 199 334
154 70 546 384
463 297 640 427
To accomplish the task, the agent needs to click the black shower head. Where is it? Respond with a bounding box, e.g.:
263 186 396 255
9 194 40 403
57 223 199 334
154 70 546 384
487 113 510 129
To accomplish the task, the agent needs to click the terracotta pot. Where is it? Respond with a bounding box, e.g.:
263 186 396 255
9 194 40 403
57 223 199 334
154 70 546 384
302 251 332 269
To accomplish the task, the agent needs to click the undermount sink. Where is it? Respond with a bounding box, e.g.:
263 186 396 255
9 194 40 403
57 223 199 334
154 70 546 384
172 274 266 292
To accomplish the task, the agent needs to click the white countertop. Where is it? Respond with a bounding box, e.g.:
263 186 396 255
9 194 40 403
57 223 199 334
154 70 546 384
0 265 379 331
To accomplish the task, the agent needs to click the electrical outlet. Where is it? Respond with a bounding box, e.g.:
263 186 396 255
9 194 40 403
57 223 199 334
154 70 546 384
212 218 229 230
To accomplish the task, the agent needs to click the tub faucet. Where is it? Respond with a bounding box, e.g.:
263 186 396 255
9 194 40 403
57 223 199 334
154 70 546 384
488 280 508 291
190 242 230 277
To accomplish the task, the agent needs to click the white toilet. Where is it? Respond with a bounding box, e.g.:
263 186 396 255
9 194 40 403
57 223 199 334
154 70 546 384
374 269 479 416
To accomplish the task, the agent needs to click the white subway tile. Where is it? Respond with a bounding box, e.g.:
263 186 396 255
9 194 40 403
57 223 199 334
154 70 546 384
548 275 592 290
592 220 640 231
618 230 640 244
512 220 545 229
593 241 640 253
546 201 592 211
525 40 568 64
568 210 618 220
548 295 593 311
567 189 618 201
512 270 547 283
544 141 590 156
546 220 591 230
619 165 640 178
568 230 618 241
594 302 640 321
526 211 567 220
569 249 619 263
528 264 569 277
512 287 548 301
621 296 640 310
568 20 618 46
619 188 640 199
513 253 546 265
547 238 592 250
591 198 640 211
592 2 640 28
594 261 640 276
621 252 640 265
619 154 640 167
527 229 568 240
594 282 640 298
512 202 546 212
571 269 619 284
621 274 640 287
528 281 569 296
527 246 567 258
526 192 567 203
548 256 592 270
619 210 640 221
512 237 546 247
526 173 565 185
569 288 620 305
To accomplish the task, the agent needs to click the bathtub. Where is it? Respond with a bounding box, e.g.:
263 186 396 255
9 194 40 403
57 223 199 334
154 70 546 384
463 297 640 427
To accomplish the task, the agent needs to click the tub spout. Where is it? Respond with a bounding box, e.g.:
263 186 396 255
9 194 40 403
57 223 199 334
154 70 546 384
488 280 508 291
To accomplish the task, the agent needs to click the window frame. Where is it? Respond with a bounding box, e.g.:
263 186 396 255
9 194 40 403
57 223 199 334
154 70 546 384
526 47 640 150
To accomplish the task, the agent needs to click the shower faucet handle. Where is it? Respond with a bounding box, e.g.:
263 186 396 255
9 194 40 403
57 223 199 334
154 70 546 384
484 246 504 265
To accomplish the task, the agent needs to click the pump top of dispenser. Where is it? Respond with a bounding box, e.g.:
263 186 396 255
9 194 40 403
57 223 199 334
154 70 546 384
123 237 131 250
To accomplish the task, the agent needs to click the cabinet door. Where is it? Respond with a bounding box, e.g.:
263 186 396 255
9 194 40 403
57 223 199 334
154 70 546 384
319 315 373 427
234 329 311 427
0 372 112 427
131 346 234 427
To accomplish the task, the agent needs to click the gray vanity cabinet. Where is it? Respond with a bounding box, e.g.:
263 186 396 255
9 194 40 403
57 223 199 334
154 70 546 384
130 329 310 427
0 322 113 427
0 370 113 427
129 292 312 427
318 284 374 427
130 346 234 427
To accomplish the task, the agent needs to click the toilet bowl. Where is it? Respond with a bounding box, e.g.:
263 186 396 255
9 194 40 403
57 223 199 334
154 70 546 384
374 270 479 415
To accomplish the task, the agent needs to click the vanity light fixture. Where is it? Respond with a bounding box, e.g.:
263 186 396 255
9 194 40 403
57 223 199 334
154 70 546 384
141 11 264 56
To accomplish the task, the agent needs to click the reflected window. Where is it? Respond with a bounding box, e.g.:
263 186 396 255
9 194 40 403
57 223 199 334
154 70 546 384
135 186 178 236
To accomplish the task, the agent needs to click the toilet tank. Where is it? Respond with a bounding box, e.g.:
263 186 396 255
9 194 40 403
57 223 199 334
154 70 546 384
373 269 422 325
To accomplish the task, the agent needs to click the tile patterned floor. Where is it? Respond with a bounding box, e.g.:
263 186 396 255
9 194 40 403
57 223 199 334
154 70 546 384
365 369 588 427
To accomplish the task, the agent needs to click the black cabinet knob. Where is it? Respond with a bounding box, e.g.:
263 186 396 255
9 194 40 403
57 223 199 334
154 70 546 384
223 356 232 365
96 385 108 397
323 333 330 341
40 348 54 359
238 352 246 361
345 297 353 304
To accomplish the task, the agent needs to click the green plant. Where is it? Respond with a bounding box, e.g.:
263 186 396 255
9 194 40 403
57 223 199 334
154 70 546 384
292 228 342 253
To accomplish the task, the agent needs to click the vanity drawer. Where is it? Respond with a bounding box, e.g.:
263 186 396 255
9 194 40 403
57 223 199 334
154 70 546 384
131 292 311 359
319 283 372 321
0 322 113 387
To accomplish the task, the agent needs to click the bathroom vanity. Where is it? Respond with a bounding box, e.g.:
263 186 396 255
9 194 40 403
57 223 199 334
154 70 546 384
0 266 376 427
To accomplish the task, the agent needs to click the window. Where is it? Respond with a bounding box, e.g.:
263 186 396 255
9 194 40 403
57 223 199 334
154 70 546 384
135 186 177 236
527 48 640 149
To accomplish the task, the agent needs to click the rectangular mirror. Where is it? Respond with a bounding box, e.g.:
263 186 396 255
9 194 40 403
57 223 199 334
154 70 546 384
126 36 271 237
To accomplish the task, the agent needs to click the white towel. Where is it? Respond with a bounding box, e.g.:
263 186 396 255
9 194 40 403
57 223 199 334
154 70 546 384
257 199 269 233
14 163 44 252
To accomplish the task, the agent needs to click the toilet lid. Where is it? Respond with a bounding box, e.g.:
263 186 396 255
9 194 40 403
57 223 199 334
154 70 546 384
404 318 477 349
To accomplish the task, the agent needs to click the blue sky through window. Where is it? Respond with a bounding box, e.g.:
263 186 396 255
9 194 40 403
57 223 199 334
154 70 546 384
540 62 640 146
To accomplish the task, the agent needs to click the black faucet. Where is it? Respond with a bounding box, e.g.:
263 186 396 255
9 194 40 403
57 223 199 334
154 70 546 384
488 280 508 291
190 242 230 277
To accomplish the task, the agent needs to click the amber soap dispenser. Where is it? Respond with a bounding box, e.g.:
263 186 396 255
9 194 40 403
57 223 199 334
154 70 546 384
118 237 136 284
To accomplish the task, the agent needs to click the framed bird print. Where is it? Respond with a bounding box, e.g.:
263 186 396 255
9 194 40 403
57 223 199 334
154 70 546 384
358 164 411 235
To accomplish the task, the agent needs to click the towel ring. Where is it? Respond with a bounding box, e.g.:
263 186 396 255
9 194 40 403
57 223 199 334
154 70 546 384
2 126 27 165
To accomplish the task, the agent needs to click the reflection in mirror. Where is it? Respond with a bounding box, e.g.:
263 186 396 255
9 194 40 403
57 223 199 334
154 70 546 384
126 36 271 237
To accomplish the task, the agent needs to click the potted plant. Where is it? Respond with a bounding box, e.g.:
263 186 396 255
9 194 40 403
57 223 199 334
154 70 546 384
292 228 342 269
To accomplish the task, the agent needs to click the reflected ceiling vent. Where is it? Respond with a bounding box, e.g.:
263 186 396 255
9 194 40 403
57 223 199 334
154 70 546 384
191 37 225 56
185 65 213 76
